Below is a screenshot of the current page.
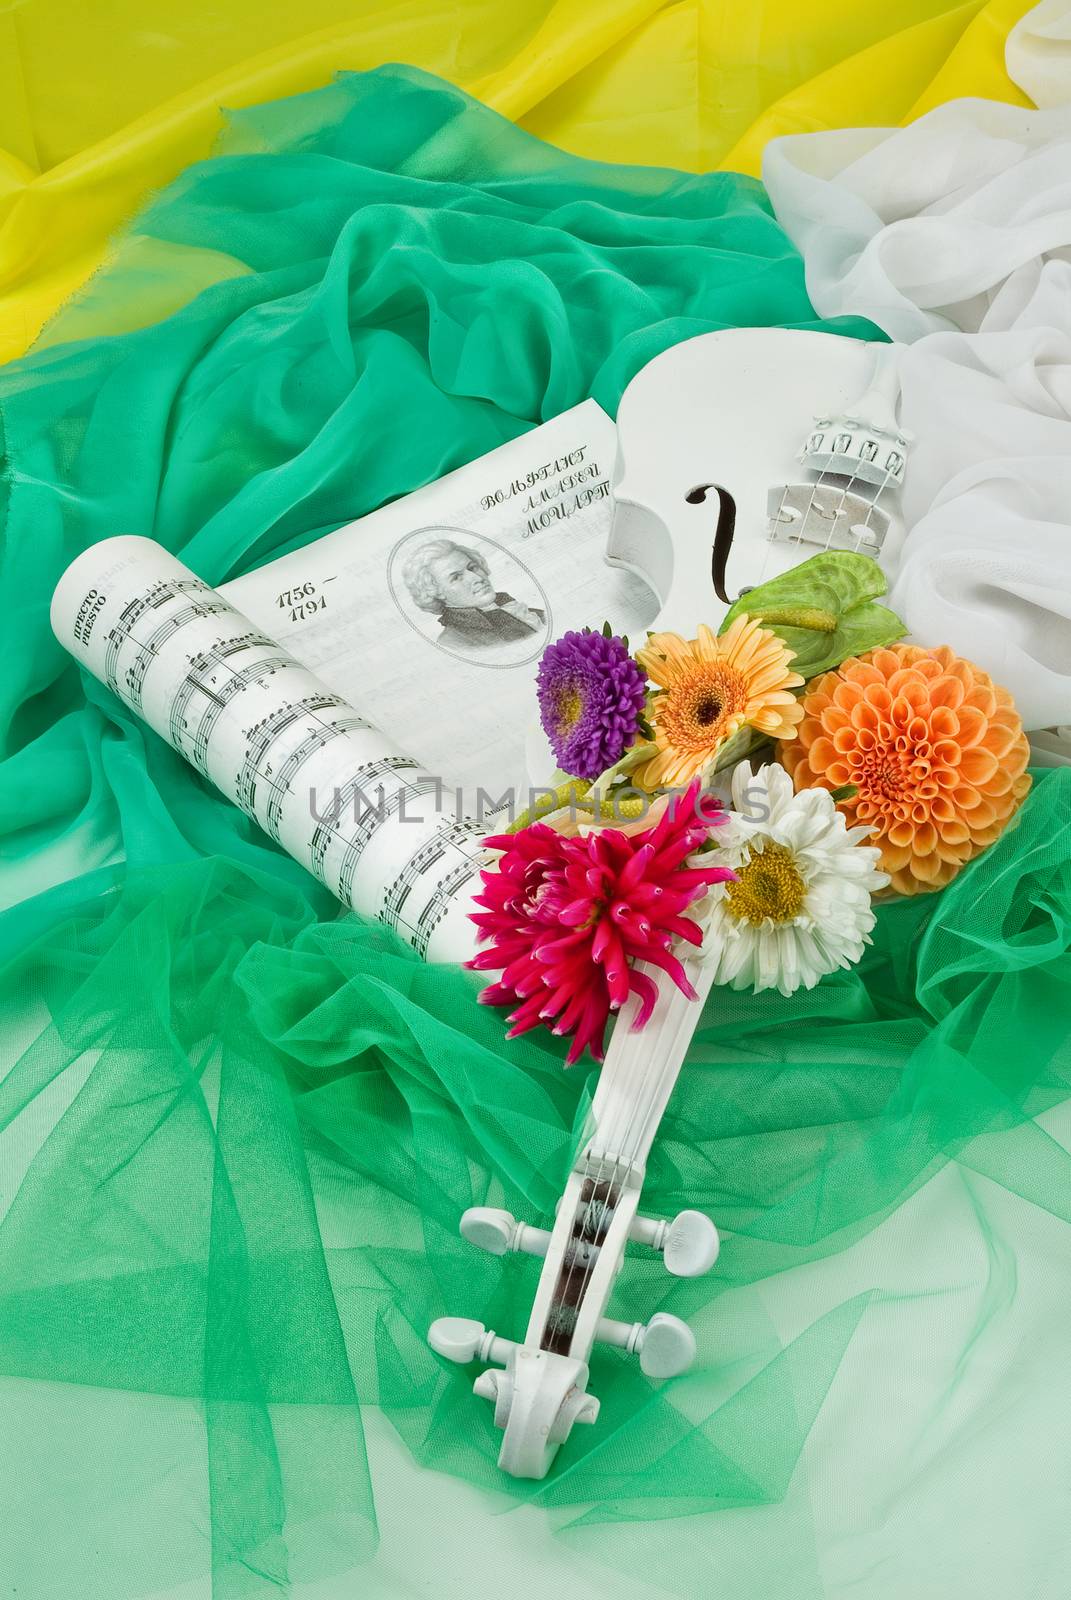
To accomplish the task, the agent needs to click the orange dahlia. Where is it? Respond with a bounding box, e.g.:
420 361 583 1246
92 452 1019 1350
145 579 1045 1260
781 644 1031 895
636 616 804 791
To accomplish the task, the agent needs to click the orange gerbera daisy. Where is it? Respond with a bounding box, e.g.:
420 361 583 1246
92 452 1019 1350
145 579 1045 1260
636 615 804 791
781 644 1031 895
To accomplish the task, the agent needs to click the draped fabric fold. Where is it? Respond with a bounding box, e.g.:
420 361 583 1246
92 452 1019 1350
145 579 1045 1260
0 0 1042 362
1 62 1070 1600
763 25 1071 732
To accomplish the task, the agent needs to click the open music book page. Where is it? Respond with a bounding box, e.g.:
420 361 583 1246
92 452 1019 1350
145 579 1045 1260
221 399 657 798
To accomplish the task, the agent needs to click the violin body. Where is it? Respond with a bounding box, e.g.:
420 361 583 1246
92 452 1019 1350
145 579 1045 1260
609 327 906 630
430 327 910 1477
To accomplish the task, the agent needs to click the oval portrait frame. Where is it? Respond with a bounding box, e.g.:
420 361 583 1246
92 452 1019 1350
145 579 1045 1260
386 526 552 669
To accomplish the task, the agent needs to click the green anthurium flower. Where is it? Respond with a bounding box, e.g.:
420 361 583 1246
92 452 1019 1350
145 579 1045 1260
718 552 906 679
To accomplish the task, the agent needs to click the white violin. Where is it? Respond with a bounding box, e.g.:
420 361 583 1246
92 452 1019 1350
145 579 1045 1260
50 322 910 1486
428 327 910 1478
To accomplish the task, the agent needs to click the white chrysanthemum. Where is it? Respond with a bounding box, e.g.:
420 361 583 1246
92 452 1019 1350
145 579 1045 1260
699 762 889 997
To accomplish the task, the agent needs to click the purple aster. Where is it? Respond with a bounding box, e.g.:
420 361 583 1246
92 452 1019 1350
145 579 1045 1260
536 628 647 781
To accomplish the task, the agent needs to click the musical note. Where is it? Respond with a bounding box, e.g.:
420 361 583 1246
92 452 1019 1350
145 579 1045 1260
51 536 490 965
381 815 488 952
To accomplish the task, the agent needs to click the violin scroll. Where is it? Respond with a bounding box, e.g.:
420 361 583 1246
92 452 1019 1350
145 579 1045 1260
427 955 723 1478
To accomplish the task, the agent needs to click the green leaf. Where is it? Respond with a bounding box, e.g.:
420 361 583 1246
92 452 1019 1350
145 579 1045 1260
708 723 765 774
719 552 906 679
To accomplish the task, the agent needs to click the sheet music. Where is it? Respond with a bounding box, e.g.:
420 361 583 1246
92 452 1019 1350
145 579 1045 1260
51 536 486 962
50 406 657 960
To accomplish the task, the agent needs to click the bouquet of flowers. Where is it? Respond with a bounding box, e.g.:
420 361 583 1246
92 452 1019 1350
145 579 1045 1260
467 552 1032 1063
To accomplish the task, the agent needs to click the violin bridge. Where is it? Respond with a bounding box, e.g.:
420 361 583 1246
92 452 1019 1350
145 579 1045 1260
766 483 891 555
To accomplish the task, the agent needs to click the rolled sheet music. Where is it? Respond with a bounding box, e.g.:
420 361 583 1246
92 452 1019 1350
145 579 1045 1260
51 535 487 962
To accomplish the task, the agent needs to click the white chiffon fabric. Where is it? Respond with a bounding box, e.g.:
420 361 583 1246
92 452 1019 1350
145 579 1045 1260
763 0 1071 737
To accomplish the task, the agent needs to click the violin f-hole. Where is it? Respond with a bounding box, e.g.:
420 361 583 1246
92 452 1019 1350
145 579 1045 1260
684 483 736 605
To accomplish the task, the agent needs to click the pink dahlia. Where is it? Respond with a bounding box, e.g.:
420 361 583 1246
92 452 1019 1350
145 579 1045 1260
468 783 735 1064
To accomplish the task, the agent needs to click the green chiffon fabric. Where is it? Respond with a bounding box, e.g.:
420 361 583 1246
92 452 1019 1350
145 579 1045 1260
1 65 1069 1600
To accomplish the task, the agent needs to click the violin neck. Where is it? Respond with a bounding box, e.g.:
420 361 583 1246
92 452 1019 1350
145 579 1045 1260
587 954 714 1177
521 954 713 1358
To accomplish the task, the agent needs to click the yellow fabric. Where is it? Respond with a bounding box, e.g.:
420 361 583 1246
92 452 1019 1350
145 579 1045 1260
0 0 1037 364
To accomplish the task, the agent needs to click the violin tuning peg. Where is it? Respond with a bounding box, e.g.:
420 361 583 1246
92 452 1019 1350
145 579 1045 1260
459 1207 516 1255
460 1206 553 1260
663 1209 720 1277
630 1209 720 1276
595 1312 697 1378
428 1317 489 1364
638 1313 697 1379
428 1317 518 1369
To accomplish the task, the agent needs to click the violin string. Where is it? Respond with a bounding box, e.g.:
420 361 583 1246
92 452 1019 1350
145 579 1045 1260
754 343 903 594
808 359 906 561
556 1026 641 1352
550 388 912 1359
740 396 845 598
566 1041 642 1348
820 430 902 556
756 426 901 596
564 442 868 1347
859 460 898 542
800 418 886 560
811 352 885 559
553 959 690 1358
553 952 656 1345
782 415 840 561
553 880 703 1350
818 454 865 553
752 483 794 593
754 421 846 594
584 978 692 1326
551 1135 606 1351
550 1005 640 1353
547 1058 612 1351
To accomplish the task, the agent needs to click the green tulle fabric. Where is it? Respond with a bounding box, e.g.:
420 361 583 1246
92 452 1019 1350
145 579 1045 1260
1 65 1070 1600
